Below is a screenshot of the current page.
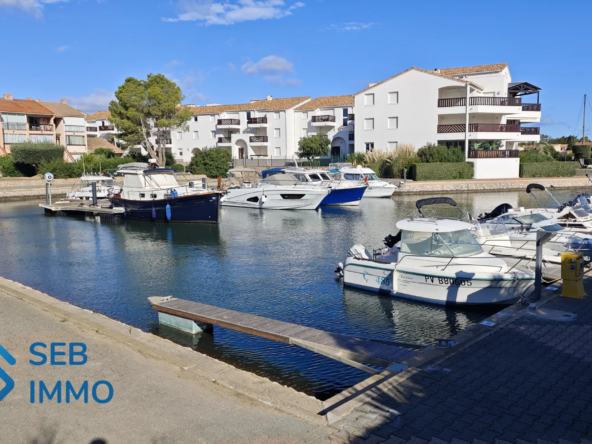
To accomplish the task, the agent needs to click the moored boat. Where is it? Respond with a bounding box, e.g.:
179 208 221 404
330 163 397 198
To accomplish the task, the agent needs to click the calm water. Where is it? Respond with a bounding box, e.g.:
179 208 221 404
0 188 583 399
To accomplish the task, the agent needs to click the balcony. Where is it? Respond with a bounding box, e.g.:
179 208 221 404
468 150 520 159
217 119 241 129
247 117 267 127
520 127 540 135
437 124 521 133
311 115 336 127
348 133 354 141
217 137 232 145
2 122 27 130
87 127 98 132
98 125 114 131
29 124 53 131
65 125 86 132
155 138 172 145
522 104 541 111
249 136 268 146
348 114 355 121
438 97 522 107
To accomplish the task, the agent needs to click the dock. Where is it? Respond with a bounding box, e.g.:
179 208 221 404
39 200 125 218
148 296 418 373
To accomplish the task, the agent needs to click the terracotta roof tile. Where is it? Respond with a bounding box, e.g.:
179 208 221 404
86 111 111 121
191 96 310 115
40 101 86 118
87 137 123 154
0 99 54 115
295 95 354 111
437 63 508 76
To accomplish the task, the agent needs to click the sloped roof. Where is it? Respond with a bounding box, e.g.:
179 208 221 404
40 101 86 118
437 63 508 76
295 95 354 111
0 99 54 115
86 111 111 121
191 96 310 115
355 67 482 96
87 137 123 155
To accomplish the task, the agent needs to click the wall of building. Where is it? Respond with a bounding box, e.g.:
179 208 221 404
470 158 520 179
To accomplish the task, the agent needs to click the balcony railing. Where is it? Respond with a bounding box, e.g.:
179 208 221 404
155 138 172 145
522 104 542 112
438 97 522 107
311 115 336 123
29 124 53 131
348 133 354 141
86 127 98 132
348 114 355 121
218 119 240 126
521 127 541 135
65 125 86 132
247 117 267 125
249 136 268 143
98 125 114 131
437 124 521 133
218 137 232 143
2 123 27 130
468 150 520 159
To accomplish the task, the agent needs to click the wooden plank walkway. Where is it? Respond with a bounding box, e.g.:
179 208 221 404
148 296 417 371
40 200 125 215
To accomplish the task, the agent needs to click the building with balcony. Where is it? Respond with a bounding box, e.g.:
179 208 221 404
294 96 355 160
85 111 117 144
354 63 542 178
171 95 310 164
41 99 88 161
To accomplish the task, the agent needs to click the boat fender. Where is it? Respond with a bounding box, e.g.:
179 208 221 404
166 203 172 221
151 205 156 220
261 195 267 204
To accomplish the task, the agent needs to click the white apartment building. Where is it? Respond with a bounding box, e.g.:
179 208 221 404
354 63 541 178
294 96 355 158
41 99 88 161
172 96 310 165
86 111 117 143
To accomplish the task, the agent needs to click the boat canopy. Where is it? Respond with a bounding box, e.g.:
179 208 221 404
396 218 475 233
261 168 284 178
261 173 299 185
341 167 376 175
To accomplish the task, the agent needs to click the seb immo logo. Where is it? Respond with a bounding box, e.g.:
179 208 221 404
0 344 16 402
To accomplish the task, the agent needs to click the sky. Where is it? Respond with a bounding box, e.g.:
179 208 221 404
0 0 591 138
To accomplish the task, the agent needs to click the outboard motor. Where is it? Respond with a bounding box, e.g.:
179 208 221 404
383 232 401 248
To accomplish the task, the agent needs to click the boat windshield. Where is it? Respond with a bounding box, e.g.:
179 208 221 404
319 173 332 180
365 174 378 181
344 173 378 181
308 174 322 182
400 229 483 257
513 214 550 224
542 224 564 232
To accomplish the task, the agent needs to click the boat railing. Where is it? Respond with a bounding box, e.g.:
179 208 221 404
395 253 508 273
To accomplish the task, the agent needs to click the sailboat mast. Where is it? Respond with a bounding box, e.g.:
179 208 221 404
584 94 587 143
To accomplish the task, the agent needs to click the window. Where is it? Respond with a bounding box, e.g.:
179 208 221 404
364 118 374 130
274 128 280 138
193 131 198 140
364 94 374 106
274 112 280 120
302 112 308 119
210 131 215 139
247 111 252 119
4 133 27 144
65 125 85 132
176 132 182 140
388 117 398 129
194 116 198 122
344 173 361 180
274 147 281 156
365 142 374 152
388 92 399 104
31 134 54 143
388 142 398 151
342 109 348 127
66 135 84 145
178 151 183 156
301 129 307 137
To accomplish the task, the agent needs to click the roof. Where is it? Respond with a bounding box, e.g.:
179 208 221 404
0 99 54 115
87 137 124 155
355 67 483 96
191 96 310 115
396 218 475 233
40 101 86 118
295 95 354 111
437 63 508 76
86 111 111 121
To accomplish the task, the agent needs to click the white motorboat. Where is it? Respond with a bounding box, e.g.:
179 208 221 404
67 174 121 200
525 183 592 230
337 218 535 306
330 163 397 198
221 173 330 210
226 168 261 188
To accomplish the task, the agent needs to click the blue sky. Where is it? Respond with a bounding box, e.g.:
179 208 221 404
0 0 590 137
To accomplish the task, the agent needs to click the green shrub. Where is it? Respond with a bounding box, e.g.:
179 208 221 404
0 155 24 177
37 156 138 179
93 148 115 158
519 151 555 163
165 152 175 167
573 145 592 159
171 163 185 172
417 144 465 163
344 152 365 165
11 143 64 167
410 162 474 181
584 158 592 166
188 147 232 178
37 159 84 178
519 162 579 178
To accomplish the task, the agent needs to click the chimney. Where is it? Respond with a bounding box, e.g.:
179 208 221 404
267 95 273 101
36 99 41 102
60 98 67 105
27 97 33 100
3 94 12 101
434 68 440 73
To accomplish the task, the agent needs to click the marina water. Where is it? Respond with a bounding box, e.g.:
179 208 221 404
0 189 582 400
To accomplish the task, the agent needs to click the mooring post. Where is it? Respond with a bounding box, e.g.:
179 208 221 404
202 178 206 189
45 182 51 205
91 182 98 206
531 231 554 306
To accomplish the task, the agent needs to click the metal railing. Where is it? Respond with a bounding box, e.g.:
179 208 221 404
247 117 267 125
65 125 86 132
438 97 522 107
520 127 541 135
86 127 98 132
468 150 520 159
249 136 268 143
348 114 355 120
217 137 232 143
98 125 114 131
437 124 521 133
29 124 53 131
522 104 541 112
2 123 26 130
311 115 336 123
155 138 172 145
218 119 240 126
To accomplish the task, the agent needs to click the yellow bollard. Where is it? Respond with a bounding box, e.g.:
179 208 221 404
561 252 586 299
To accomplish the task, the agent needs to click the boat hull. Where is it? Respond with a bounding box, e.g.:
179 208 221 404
320 186 365 206
112 192 220 223
343 258 533 306
221 187 328 210
364 185 396 198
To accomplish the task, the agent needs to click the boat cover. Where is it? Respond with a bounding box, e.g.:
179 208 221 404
262 173 298 185
261 168 285 178
416 197 460 216
526 183 545 194
479 203 514 221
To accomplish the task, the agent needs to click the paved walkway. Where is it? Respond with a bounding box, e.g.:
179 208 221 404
329 279 592 444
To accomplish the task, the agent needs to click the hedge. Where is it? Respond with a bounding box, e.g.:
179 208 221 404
573 145 592 160
410 162 474 181
0 155 24 177
583 158 592 166
11 143 64 166
519 162 579 178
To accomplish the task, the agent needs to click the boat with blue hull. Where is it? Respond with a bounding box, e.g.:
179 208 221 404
111 164 221 223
